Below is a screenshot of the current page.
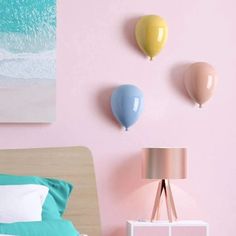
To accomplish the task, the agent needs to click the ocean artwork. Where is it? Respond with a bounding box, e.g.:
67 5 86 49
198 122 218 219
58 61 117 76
0 0 56 122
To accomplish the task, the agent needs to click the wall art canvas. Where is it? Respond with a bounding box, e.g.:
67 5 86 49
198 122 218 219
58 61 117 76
0 0 56 122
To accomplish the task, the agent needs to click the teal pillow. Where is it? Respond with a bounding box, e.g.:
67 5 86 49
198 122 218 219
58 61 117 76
0 174 73 220
0 220 79 236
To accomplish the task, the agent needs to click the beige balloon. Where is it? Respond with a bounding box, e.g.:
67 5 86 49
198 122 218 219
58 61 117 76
184 62 217 108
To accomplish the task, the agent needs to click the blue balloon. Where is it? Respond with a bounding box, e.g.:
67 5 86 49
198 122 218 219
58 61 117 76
111 84 144 131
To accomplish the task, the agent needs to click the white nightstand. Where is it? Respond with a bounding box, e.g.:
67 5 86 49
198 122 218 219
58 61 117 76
127 220 209 236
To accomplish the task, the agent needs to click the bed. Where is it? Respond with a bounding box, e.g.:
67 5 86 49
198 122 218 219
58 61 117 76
0 146 101 236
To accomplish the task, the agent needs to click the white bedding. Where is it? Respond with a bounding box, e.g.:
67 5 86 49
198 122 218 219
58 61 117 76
0 184 48 223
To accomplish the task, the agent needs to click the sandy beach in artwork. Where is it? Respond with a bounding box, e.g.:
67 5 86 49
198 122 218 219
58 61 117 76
0 78 56 122
0 49 56 122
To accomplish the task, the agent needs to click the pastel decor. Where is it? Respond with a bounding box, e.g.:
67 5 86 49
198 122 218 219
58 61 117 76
0 0 57 122
111 85 144 131
184 62 217 108
135 15 168 60
142 148 187 222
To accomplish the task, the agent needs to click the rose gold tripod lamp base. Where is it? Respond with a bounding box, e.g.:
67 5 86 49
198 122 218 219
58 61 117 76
142 148 187 223
151 179 177 222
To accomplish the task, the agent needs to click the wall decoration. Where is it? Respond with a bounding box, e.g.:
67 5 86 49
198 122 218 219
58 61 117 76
135 15 168 60
0 0 57 122
142 148 187 222
184 62 217 108
111 84 144 131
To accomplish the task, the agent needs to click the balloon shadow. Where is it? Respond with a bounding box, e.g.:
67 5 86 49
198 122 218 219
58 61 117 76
96 86 121 130
122 16 146 58
169 63 195 105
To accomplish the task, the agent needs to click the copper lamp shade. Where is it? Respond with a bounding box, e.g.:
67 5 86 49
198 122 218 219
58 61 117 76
142 148 187 179
142 148 187 222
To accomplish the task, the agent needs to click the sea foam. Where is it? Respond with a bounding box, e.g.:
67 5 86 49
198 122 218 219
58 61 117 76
0 49 55 80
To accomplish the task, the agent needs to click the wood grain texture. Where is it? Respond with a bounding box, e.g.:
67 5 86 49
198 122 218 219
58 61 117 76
0 146 101 236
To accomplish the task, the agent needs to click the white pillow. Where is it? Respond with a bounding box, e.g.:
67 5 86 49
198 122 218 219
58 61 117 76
0 184 48 223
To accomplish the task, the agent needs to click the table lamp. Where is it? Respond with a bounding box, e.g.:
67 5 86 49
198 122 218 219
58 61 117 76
142 148 187 222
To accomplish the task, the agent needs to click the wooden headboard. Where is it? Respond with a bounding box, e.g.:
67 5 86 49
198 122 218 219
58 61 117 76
0 146 101 236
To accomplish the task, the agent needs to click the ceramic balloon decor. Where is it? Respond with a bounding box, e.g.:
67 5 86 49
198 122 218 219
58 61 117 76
111 85 144 131
135 15 168 60
184 62 218 108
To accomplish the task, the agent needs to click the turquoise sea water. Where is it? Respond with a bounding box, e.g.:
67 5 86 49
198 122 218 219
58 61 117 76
0 0 56 53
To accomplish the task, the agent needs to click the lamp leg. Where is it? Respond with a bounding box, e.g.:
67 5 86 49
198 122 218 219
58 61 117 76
167 180 178 220
151 180 164 221
163 180 173 222
156 180 165 220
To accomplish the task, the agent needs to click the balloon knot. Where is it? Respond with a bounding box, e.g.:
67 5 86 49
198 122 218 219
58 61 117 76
199 104 202 108
125 127 128 131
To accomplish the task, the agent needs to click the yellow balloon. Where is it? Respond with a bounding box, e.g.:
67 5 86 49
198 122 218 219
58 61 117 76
135 15 168 60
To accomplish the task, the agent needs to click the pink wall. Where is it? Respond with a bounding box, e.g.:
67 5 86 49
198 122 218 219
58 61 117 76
0 0 235 235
